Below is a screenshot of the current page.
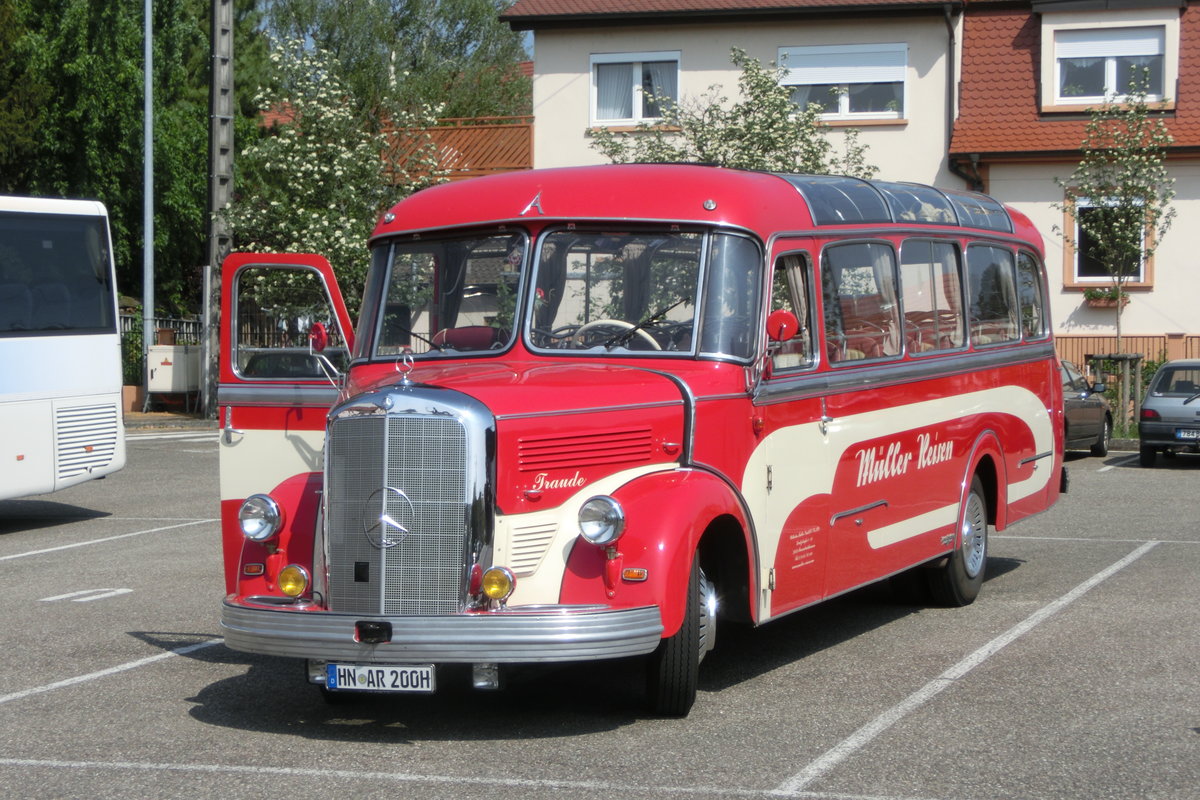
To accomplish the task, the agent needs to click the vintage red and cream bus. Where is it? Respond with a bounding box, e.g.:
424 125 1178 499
218 164 1064 715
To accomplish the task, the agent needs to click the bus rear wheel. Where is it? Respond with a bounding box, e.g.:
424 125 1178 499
646 557 716 717
928 475 988 606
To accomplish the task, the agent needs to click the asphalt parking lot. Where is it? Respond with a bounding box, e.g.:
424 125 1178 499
0 428 1196 800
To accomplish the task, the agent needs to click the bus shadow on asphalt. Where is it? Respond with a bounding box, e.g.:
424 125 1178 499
0 498 109 534
166 556 1025 738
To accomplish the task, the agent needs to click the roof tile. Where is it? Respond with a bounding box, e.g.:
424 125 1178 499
951 5 1200 156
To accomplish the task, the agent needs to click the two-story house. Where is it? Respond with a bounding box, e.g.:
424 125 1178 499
501 0 1200 366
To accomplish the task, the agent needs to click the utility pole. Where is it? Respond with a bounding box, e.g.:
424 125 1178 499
203 0 234 418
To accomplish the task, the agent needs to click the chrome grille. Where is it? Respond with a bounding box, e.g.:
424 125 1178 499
325 412 470 615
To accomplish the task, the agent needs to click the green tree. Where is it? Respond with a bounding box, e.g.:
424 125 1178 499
223 39 446 314
591 49 876 178
1055 73 1176 353
262 0 530 121
1 0 271 316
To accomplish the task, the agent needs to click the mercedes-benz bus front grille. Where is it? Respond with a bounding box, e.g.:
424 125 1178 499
325 413 470 615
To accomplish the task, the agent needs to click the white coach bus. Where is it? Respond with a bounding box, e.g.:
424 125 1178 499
0 196 125 501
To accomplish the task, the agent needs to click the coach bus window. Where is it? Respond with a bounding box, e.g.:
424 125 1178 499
899 239 964 353
768 254 814 371
821 242 901 363
1016 251 1047 340
966 245 1019 345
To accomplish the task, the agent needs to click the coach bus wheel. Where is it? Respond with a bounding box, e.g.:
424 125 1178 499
928 475 988 607
647 558 715 716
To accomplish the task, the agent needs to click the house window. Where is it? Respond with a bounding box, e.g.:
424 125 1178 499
779 44 906 120
590 52 679 125
1060 195 1155 291
1072 201 1145 284
1055 26 1164 103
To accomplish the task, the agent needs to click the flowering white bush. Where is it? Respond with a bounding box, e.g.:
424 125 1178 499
224 40 445 315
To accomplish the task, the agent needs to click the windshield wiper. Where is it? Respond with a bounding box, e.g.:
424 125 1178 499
602 298 689 349
391 326 444 352
1184 392 1200 405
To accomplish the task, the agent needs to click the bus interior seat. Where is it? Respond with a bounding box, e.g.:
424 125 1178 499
432 325 503 351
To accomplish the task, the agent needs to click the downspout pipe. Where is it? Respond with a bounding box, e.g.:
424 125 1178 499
943 3 985 191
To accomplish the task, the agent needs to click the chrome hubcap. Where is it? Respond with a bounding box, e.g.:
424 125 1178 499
960 490 987 578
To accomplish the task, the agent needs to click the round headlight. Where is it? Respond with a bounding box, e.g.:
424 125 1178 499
578 496 626 545
481 566 515 601
278 564 310 597
238 494 282 542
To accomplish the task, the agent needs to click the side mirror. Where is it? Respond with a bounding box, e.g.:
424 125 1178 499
1091 381 1106 394
309 321 329 353
766 309 800 342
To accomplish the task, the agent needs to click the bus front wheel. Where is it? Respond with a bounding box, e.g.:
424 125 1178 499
928 475 988 606
646 557 716 716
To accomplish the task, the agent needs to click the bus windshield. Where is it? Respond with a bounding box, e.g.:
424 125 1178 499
0 212 116 334
528 229 761 359
371 232 526 356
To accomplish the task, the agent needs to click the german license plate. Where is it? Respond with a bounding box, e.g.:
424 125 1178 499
325 663 435 693
1175 428 1200 440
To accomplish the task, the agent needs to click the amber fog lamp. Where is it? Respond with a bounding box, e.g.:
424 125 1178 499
579 496 626 545
481 566 515 601
278 565 310 597
238 494 282 542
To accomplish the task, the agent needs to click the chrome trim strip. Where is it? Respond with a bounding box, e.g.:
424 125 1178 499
221 601 664 662
495 399 682 421
1018 450 1054 467
218 383 340 408
831 499 889 527
754 341 1057 405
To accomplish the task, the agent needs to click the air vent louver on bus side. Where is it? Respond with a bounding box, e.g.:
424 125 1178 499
517 427 654 472
55 404 119 480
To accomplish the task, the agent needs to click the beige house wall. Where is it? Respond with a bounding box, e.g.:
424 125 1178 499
987 161 1200 349
530 17 960 185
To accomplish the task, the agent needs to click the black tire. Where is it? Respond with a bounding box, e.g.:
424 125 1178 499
927 475 988 607
1090 417 1111 457
647 558 701 717
1139 444 1156 467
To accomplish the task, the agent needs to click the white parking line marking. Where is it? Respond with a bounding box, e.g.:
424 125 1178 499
1098 454 1139 472
0 639 222 706
0 520 215 562
0 757 937 800
774 541 1160 795
40 588 133 603
126 431 218 441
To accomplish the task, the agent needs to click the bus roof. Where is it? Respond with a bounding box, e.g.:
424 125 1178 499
0 195 108 217
372 164 1043 256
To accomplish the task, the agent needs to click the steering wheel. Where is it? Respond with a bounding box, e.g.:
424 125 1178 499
572 319 661 350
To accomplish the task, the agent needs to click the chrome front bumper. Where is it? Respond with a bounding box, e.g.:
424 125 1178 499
221 598 664 663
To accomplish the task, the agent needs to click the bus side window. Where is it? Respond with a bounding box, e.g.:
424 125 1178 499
769 254 813 371
966 245 1019 345
1017 251 1047 340
821 242 901 363
899 239 964 353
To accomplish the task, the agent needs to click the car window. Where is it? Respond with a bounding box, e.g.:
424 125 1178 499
1150 366 1200 395
1061 361 1084 393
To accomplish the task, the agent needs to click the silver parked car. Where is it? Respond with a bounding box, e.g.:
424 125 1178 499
1138 358 1200 467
